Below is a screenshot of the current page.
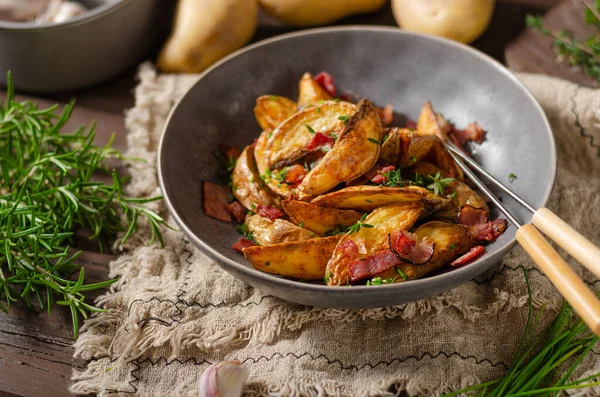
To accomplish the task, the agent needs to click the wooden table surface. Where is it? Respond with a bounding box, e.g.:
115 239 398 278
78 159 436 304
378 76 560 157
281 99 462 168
0 1 577 396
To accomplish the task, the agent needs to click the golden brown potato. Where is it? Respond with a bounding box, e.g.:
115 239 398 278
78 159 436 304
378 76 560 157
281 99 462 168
232 145 281 211
243 236 342 279
425 140 464 181
282 200 362 235
246 214 313 245
398 130 436 168
379 127 401 165
266 100 356 168
417 101 444 140
435 180 488 220
311 185 427 212
298 72 332 106
254 95 298 130
326 202 424 286
298 99 382 195
375 222 476 282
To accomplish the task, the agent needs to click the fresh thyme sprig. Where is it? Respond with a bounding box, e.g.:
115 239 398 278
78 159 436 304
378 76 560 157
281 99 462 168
0 72 170 339
347 213 374 234
426 172 454 196
526 1 600 82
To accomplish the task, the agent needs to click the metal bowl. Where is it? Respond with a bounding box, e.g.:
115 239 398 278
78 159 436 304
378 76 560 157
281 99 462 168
159 27 556 309
0 0 162 93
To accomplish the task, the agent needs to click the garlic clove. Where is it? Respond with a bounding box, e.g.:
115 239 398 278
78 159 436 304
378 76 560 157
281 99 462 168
198 360 249 397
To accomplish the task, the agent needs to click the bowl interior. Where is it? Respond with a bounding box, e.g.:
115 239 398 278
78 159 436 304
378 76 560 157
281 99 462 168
159 27 555 308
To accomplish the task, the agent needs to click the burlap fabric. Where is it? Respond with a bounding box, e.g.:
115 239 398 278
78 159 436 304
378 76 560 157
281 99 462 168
70 64 600 396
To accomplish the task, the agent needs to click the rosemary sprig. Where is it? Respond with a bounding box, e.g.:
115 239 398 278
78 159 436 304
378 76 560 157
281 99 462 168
526 1 600 82
441 269 600 397
0 72 170 338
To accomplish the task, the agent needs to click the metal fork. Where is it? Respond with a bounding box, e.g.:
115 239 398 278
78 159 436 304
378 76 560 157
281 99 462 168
442 140 600 336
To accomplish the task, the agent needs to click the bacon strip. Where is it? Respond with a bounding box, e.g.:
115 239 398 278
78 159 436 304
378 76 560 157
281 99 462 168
232 238 257 253
389 231 434 265
450 246 485 267
337 239 358 258
284 164 307 186
257 204 284 220
348 249 401 282
457 205 488 226
202 181 231 222
472 219 508 242
226 201 246 223
307 132 335 151
315 71 337 97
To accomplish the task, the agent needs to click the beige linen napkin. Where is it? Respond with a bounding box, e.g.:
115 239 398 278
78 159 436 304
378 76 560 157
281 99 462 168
70 64 600 397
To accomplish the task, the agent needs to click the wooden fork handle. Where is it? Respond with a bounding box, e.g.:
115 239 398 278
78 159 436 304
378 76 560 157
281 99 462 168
532 207 600 279
516 224 600 336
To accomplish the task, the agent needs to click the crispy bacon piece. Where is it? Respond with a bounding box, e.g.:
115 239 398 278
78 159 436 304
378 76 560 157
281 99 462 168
218 144 242 160
448 122 486 147
307 132 335 151
315 71 337 98
389 231 434 265
348 250 400 282
202 181 231 222
226 201 246 223
450 245 485 267
472 219 508 242
457 205 488 226
371 165 395 184
404 118 417 130
257 204 284 220
376 104 394 127
284 164 307 186
336 239 358 258
232 238 257 253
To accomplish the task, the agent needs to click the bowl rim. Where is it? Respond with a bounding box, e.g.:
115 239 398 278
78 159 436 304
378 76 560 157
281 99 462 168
158 25 557 299
0 0 133 31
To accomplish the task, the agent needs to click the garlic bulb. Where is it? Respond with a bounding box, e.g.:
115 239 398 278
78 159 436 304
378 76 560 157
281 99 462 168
198 361 249 397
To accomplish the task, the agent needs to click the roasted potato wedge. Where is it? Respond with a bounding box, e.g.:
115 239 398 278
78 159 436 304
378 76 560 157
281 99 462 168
417 101 444 140
311 185 427 212
266 100 356 168
243 236 342 279
246 214 314 245
435 180 488 220
326 202 424 285
298 72 332 107
298 99 382 195
379 127 401 165
375 222 477 282
254 95 298 130
398 130 436 168
232 145 281 211
282 200 362 235
425 140 463 181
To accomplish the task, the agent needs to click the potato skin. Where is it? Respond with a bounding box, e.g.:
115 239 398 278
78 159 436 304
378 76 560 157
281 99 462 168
379 127 401 165
298 99 382 195
243 236 342 279
246 214 313 246
254 95 298 130
282 200 362 235
298 72 332 106
232 145 281 211
311 185 427 212
326 202 424 286
376 221 477 282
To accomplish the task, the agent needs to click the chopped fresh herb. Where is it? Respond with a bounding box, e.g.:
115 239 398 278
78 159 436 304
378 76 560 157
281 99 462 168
331 132 339 143
450 191 457 199
249 175 255 183
370 277 383 285
105 367 112 373
267 131 273 138
269 95 279 100
251 203 257 210
412 172 424 187
233 185 238 191
509 173 517 183
347 213 374 234
338 115 350 124
318 99 326 104
365 199 374 203
450 244 456 249
382 134 389 143
236 223 255 242
303 160 316 172
426 172 454 196
260 168 272 182
367 138 380 144
333 98 341 102
274 166 289 183
382 169 404 188
394 267 408 280
298 222 305 228
305 124 316 135
265 261 270 267
410 156 417 162
324 224 348 236
324 270 332 283
316 107 321 113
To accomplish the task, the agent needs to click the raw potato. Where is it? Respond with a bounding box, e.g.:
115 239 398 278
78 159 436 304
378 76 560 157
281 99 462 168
232 145 281 211
298 72 332 106
158 0 258 73
282 200 362 235
243 236 342 279
298 99 382 195
266 101 356 168
391 0 495 44
254 95 298 130
311 185 427 212
259 0 387 26
375 222 477 281
246 214 313 245
326 202 424 286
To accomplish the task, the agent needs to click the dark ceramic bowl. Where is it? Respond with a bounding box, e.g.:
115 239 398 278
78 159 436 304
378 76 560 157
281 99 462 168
159 27 556 308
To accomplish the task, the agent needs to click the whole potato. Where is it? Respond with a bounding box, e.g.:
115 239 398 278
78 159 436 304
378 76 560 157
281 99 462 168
260 0 387 26
392 0 495 44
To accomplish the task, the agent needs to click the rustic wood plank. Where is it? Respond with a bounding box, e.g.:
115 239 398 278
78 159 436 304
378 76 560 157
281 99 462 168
506 0 598 87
